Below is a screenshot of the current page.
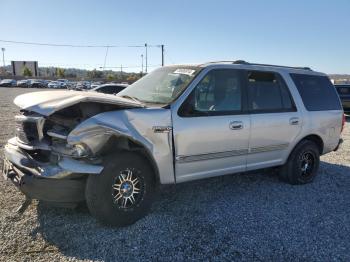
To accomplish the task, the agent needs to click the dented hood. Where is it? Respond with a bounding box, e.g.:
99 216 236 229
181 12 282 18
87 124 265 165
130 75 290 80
14 90 144 116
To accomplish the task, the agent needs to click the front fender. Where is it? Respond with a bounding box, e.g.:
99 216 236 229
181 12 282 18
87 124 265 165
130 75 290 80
67 108 175 184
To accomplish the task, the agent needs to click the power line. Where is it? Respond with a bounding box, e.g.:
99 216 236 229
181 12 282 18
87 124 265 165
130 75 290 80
101 64 161 69
0 39 162 48
2 59 160 69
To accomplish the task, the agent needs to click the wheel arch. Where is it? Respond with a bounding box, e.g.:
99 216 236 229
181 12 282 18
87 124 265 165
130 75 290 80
291 134 324 157
299 134 324 154
67 109 175 185
98 135 161 184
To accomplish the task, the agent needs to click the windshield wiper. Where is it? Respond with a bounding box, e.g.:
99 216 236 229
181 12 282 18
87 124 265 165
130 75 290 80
119 95 143 104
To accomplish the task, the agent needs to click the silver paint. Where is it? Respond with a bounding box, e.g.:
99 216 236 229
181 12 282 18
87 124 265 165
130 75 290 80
6 62 343 186
14 90 144 116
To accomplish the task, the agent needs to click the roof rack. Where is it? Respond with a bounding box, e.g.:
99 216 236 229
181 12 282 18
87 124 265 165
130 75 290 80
233 60 312 71
203 60 312 71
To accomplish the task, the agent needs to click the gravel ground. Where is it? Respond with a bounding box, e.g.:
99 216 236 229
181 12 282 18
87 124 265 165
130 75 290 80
0 87 349 261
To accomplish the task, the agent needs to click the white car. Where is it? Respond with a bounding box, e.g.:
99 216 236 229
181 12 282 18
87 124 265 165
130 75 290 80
48 81 65 89
17 79 30 88
57 79 70 88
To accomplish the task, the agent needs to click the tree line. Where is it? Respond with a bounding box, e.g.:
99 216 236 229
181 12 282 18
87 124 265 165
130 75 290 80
20 66 143 83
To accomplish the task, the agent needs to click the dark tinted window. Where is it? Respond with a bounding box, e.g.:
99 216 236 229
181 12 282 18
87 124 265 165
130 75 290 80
97 85 125 94
336 85 350 95
291 74 342 111
179 69 243 116
247 71 294 112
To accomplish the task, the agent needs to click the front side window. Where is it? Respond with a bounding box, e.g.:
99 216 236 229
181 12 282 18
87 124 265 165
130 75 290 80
179 69 243 116
118 66 201 104
247 71 295 112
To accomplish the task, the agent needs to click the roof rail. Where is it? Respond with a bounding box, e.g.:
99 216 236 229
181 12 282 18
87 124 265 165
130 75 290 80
201 60 237 65
202 60 312 71
233 60 312 71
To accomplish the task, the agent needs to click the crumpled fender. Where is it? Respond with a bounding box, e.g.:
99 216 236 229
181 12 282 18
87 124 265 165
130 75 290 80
67 108 175 184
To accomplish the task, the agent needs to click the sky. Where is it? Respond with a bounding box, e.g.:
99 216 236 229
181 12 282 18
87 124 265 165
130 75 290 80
1 0 350 74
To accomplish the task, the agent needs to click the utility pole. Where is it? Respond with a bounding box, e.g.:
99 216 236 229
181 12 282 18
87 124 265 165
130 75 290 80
145 43 148 73
120 64 123 80
141 54 144 74
1 48 5 68
103 46 109 71
161 44 164 66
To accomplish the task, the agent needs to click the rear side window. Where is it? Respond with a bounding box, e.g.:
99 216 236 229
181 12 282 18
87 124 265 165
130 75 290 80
290 74 342 111
247 71 295 112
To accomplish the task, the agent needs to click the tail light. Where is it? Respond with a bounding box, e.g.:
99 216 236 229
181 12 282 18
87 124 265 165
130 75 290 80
341 113 346 133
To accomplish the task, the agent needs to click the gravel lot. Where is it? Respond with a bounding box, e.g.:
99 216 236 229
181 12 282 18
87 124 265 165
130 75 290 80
0 87 349 261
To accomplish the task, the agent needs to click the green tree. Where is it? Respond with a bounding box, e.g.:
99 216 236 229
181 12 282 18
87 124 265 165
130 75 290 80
88 69 104 79
106 74 115 81
127 74 139 83
56 68 65 78
22 66 33 77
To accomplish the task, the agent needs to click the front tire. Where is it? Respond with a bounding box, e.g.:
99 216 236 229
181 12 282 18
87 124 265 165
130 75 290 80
279 140 320 185
85 152 155 226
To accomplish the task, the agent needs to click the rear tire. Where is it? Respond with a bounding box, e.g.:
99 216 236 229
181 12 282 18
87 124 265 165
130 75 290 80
85 152 155 226
279 140 320 185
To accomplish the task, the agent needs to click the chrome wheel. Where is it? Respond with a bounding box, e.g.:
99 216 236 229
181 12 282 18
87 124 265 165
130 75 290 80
300 151 315 177
112 168 142 209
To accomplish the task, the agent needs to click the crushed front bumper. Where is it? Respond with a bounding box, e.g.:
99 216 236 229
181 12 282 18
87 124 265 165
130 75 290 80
2 138 104 203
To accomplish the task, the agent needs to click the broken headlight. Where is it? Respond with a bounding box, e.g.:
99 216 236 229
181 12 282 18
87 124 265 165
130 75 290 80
71 143 91 158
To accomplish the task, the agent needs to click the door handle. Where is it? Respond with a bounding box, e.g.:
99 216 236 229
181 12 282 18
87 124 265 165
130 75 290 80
289 117 299 125
229 121 243 130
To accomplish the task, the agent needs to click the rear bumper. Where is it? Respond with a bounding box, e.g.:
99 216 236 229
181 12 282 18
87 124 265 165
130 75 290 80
2 138 104 203
333 138 343 152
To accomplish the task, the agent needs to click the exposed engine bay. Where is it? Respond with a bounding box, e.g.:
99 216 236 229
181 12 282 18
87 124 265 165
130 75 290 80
15 102 134 164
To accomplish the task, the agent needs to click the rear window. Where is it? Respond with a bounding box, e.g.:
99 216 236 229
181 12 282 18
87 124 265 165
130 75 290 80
290 74 342 111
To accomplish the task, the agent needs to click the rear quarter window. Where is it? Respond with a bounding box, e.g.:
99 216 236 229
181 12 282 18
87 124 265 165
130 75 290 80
290 74 342 111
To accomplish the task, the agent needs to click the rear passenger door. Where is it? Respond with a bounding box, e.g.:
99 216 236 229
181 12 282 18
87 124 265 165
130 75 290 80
246 71 302 170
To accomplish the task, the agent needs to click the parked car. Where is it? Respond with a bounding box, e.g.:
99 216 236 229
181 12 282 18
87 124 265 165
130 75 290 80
48 81 64 89
42 80 51 88
28 79 46 88
0 79 16 87
74 81 91 90
16 79 30 88
3 61 345 226
57 79 70 89
91 83 128 95
335 84 350 112
90 81 104 89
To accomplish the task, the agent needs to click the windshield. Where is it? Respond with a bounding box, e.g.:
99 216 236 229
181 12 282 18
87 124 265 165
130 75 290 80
118 66 201 104
336 85 350 95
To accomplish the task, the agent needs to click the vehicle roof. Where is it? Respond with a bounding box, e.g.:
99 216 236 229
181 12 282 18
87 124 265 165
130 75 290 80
166 60 326 76
99 83 128 87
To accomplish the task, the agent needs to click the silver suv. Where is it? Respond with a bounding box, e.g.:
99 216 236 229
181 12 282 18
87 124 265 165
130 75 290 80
2 61 345 226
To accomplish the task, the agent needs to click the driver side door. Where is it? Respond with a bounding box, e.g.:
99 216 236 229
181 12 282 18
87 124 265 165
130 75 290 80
171 69 250 183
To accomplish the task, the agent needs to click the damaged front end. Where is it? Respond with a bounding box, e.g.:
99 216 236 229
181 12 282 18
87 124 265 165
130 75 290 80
3 91 144 207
